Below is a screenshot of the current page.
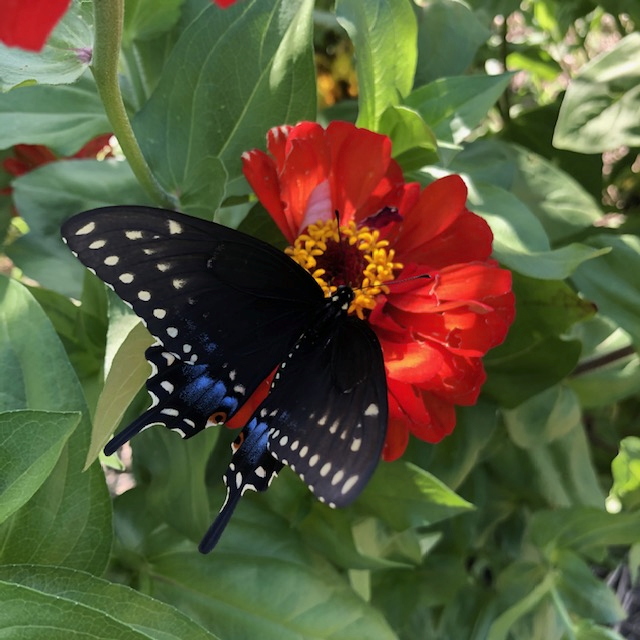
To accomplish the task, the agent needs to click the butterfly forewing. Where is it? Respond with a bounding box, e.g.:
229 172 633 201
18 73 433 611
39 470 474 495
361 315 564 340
264 314 388 507
62 206 324 447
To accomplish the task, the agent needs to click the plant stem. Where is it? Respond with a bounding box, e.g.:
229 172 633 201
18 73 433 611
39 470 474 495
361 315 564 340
91 0 177 209
571 345 637 377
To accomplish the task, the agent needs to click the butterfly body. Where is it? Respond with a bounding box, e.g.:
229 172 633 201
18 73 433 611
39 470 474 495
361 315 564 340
61 206 388 551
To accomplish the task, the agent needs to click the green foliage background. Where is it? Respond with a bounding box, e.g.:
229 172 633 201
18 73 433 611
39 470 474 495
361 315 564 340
1 0 640 638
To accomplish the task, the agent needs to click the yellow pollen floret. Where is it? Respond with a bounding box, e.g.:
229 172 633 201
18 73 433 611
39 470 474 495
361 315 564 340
285 219 403 319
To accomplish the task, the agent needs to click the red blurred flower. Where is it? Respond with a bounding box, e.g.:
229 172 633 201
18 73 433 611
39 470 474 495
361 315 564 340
243 122 515 460
212 0 239 7
0 0 72 52
1 135 114 198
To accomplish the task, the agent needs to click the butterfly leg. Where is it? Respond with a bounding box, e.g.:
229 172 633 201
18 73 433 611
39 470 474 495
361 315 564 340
198 417 283 553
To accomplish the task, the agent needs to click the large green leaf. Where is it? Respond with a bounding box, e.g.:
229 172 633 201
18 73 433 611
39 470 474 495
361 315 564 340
530 507 640 555
483 275 594 407
7 159 149 299
0 278 111 572
451 139 604 245
86 321 153 469
489 424 604 509
131 426 219 542
123 0 185 45
572 235 640 348
0 75 109 155
0 0 93 91
133 0 316 214
503 386 582 449
113 488 399 640
0 564 220 640
0 410 80 524
357 461 473 531
413 0 490 87
336 0 417 130
554 33 640 152
405 74 512 144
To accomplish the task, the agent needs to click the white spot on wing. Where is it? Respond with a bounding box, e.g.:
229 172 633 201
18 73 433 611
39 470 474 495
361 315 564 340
157 263 170 272
160 380 174 393
309 454 319 467
172 278 186 289
168 219 183 235
75 222 95 235
161 408 179 416
119 273 134 284
138 290 151 301
332 470 344 486
365 403 379 417
125 230 143 240
320 462 332 477
342 475 359 495
255 466 266 478
350 438 362 452
104 255 119 266
167 327 178 338
89 239 106 249
153 308 167 319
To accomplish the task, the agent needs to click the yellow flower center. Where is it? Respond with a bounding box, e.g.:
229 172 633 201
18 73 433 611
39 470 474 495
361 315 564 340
285 219 403 319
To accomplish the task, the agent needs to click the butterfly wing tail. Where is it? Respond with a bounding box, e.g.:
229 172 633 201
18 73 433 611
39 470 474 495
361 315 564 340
198 485 243 553
103 413 152 456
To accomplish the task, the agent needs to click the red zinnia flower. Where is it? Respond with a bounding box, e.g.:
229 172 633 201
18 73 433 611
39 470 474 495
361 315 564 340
242 122 515 460
1 135 114 199
0 0 72 52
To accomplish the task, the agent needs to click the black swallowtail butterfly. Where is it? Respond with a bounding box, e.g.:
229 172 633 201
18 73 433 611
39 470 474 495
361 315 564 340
62 206 388 552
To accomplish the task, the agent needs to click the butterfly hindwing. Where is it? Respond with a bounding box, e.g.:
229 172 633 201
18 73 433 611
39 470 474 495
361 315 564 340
61 206 325 449
264 308 388 507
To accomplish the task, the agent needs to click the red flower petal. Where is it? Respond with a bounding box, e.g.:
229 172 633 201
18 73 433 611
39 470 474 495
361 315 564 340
0 0 72 51
212 0 239 7
393 175 494 267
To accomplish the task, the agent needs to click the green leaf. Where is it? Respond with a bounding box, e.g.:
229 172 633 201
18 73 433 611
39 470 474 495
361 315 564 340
483 275 595 407
406 400 498 491
0 564 220 640
86 321 153 469
610 437 640 510
451 139 603 245
134 0 316 214
357 461 473 531
336 0 417 130
530 507 640 555
488 569 557 640
414 0 490 87
466 180 607 280
0 410 80 523
378 105 438 171
114 488 399 640
572 235 640 348
555 550 625 625
0 0 93 91
132 426 219 541
574 621 626 640
123 0 185 45
0 75 110 155
504 386 582 448
489 424 604 509
7 159 149 299
405 74 512 144
0 278 111 572
568 319 640 408
554 33 640 152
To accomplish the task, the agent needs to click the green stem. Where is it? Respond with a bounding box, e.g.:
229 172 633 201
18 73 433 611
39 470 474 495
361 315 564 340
91 0 177 209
